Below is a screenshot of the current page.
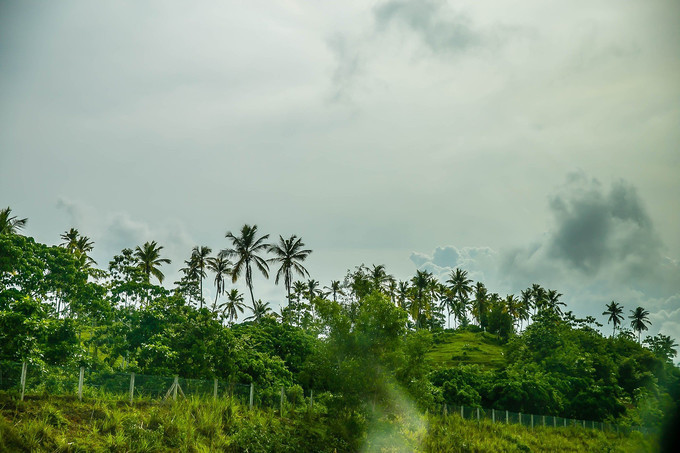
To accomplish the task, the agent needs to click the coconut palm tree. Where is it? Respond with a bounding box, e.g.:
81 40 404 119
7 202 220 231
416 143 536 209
134 241 171 284
324 280 345 302
220 224 270 306
59 228 97 268
531 284 547 315
397 281 410 311
471 282 490 328
189 246 212 309
446 268 473 323
410 270 432 328
602 301 624 337
220 289 246 324
369 264 393 293
629 307 651 343
0 207 27 235
207 255 232 312
245 299 273 323
546 289 566 316
268 235 312 305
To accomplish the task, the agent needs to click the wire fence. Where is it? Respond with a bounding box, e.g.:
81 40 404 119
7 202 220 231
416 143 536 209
0 361 651 435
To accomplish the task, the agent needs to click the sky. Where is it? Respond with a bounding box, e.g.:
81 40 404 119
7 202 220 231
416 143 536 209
1 0 679 343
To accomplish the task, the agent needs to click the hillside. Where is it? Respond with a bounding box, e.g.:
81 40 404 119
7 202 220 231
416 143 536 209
426 330 507 370
0 392 654 452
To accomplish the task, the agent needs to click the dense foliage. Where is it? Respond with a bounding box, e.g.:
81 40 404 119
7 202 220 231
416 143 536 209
1 210 678 444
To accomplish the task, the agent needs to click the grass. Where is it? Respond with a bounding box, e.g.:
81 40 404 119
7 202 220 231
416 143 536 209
426 331 507 370
0 391 655 452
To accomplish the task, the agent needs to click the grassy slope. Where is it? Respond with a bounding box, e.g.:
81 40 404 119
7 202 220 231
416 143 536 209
426 331 507 370
0 392 654 452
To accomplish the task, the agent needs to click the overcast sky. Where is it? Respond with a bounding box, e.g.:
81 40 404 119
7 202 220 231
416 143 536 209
1 0 679 343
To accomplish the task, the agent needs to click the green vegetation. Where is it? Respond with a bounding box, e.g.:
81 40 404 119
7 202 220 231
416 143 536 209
1 207 678 451
427 331 507 370
0 392 654 453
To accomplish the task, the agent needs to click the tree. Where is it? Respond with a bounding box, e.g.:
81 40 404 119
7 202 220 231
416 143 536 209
409 270 432 328
207 255 232 313
545 289 566 316
189 246 212 309
471 282 489 328
221 224 270 306
644 334 679 362
244 299 273 323
324 280 345 303
60 228 97 269
0 207 27 235
220 289 246 324
603 301 624 337
447 268 473 327
629 306 651 343
369 264 393 293
134 241 171 284
268 235 312 305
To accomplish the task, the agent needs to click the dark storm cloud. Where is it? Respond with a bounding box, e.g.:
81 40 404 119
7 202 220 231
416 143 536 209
374 0 483 53
547 173 662 276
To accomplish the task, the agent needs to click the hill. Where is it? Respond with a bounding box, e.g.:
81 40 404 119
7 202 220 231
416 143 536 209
426 330 507 370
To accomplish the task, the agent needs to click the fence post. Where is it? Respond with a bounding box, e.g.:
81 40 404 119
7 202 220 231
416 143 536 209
213 378 218 400
78 366 84 401
310 389 313 409
542 415 545 427
249 383 254 410
443 404 447 417
20 362 27 401
519 413 522 425
553 417 556 428
492 408 495 423
280 386 284 416
531 414 534 428
476 407 480 421
582 419 585 428
506 410 508 424
461 405 464 418
129 372 135 404
564 418 566 427
173 376 178 401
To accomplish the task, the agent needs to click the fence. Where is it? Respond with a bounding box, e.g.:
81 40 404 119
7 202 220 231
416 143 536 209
0 361 649 435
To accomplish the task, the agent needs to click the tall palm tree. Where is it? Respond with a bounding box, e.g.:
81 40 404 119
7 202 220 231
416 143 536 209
505 294 520 329
629 307 651 343
517 290 532 330
245 299 273 323
220 224 270 306
268 235 312 305
0 207 27 235
59 228 97 267
410 270 432 328
189 246 212 309
324 280 345 302
531 284 547 315
369 264 393 293
134 241 171 284
471 282 489 328
220 288 246 324
603 301 624 337
397 281 410 310
546 289 566 316
207 255 232 312
447 268 473 323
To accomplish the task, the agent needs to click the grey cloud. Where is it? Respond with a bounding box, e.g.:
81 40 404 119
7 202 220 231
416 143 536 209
327 34 363 102
410 245 499 286
374 0 483 53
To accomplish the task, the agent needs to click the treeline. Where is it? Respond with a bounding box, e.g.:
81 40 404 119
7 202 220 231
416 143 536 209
1 206 678 429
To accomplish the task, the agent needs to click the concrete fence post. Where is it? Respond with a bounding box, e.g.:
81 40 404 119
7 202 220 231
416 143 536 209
310 390 313 409
20 362 27 401
582 419 585 428
564 418 566 427
280 386 284 416
173 376 178 401
129 372 135 404
531 414 534 428
461 405 464 418
553 416 556 428
492 408 495 423
78 366 84 401
519 413 522 425
213 378 218 400
506 410 508 424
476 407 480 421
443 404 447 416
249 383 254 409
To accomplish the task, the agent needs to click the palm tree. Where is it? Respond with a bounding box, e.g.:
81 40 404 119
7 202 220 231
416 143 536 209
396 281 410 310
369 264 393 293
220 224 270 306
207 256 232 312
531 284 547 315
189 246 212 309
517 290 532 330
629 307 651 343
268 235 312 305
545 289 566 316
471 282 489 328
0 207 27 235
447 268 473 324
602 301 624 337
245 299 273 323
505 294 520 329
324 280 345 302
134 241 171 284
410 270 432 328
59 228 97 267
220 288 246 324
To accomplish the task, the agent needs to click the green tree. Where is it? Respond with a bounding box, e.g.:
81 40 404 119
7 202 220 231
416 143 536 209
245 299 273 323
189 246 212 309
603 301 624 337
0 207 27 235
220 288 246 324
471 282 489 328
134 241 171 284
268 235 312 306
207 255 232 312
629 306 651 343
324 280 345 302
221 224 270 306
643 334 678 362
446 268 473 329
